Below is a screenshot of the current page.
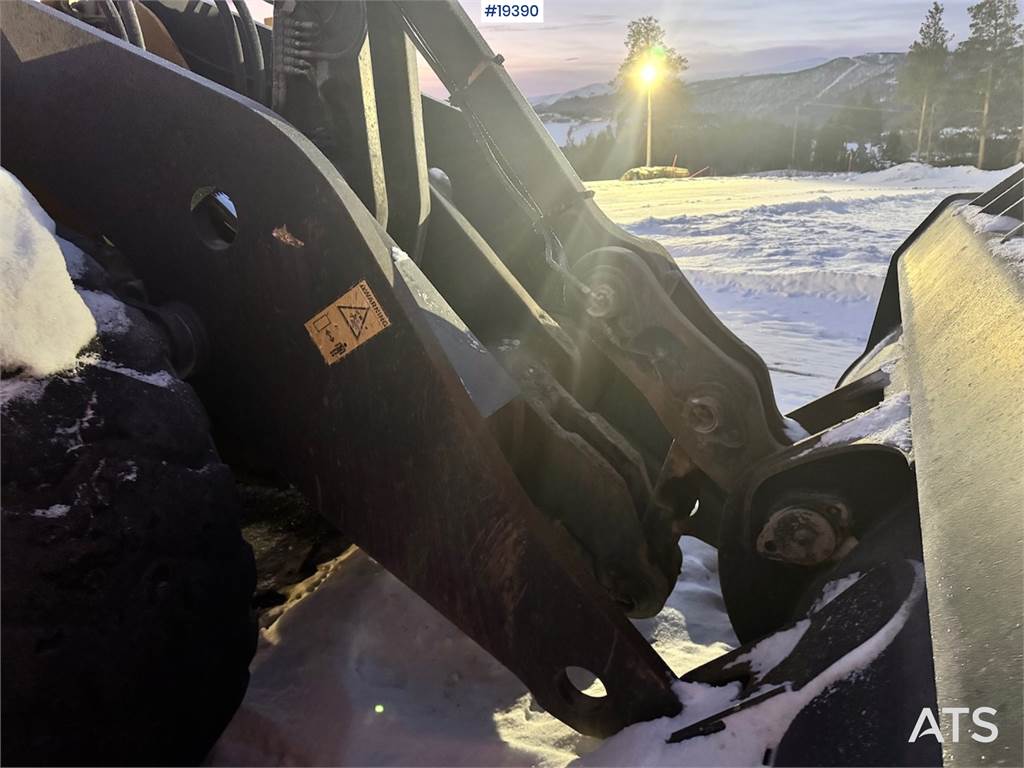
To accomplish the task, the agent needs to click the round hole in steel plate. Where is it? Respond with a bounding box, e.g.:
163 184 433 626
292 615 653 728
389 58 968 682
190 186 237 250
563 666 609 699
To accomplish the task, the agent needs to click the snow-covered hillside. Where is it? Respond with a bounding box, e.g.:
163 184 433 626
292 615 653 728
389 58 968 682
686 52 905 120
210 163 1018 767
535 52 906 147
530 83 614 109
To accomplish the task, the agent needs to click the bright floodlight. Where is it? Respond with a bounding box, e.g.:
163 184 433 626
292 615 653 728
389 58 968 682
639 63 659 86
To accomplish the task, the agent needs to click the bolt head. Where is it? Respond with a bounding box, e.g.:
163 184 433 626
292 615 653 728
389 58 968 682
686 396 720 434
586 284 619 319
756 506 839 566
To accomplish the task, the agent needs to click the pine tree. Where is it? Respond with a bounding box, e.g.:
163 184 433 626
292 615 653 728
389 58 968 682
956 0 1023 166
813 121 847 171
900 3 952 161
614 18 688 166
616 17 688 86
884 130 909 164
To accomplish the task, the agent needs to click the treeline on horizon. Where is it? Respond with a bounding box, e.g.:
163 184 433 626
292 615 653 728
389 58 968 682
561 0 1023 179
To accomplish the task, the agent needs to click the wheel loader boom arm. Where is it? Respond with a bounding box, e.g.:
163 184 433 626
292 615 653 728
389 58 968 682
0 0 681 737
4 1 1022 759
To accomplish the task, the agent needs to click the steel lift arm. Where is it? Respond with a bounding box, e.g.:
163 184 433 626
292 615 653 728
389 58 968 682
3 2 1022 762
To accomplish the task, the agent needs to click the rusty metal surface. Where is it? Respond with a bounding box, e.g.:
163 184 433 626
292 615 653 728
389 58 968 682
1 0 680 736
403 3 794 550
405 3 790 449
567 247 789 492
491 347 679 618
718 441 917 643
421 180 676 490
420 189 686 615
418 92 782 436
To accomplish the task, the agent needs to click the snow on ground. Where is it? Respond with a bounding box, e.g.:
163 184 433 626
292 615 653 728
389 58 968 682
589 163 1018 411
210 163 1018 767
0 169 96 376
580 564 925 767
211 537 735 767
0 171 177 404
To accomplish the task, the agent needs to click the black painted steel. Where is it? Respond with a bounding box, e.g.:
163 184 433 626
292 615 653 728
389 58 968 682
403 2 791 450
1 0 680 737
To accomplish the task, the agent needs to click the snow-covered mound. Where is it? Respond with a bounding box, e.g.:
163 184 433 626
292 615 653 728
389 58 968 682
621 166 692 181
755 161 1017 189
0 169 96 376
0 169 189 402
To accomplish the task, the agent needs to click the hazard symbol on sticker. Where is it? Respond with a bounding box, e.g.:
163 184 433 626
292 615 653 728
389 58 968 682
304 280 391 364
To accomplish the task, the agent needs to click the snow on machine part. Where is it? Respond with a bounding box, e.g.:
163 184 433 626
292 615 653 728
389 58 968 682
1 1 1021 765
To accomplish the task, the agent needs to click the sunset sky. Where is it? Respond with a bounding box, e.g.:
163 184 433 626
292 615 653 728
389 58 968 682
246 0 977 98
439 0 975 96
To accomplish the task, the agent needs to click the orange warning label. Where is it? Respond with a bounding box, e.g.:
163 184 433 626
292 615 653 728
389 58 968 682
304 280 391 364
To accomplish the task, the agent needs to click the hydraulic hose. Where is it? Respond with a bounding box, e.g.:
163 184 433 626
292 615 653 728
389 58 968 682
114 1 145 49
232 0 266 103
98 0 129 42
400 11 586 295
213 0 247 96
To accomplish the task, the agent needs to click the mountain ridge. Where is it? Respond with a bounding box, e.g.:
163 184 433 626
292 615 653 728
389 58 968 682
531 52 907 126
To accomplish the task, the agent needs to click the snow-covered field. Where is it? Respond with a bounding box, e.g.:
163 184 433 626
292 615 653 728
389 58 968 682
206 163 1019 766
590 163 1014 411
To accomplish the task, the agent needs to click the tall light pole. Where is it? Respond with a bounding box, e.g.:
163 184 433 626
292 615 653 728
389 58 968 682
638 62 660 167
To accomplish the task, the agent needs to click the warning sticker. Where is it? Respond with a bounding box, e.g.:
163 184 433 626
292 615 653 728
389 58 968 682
304 280 391 364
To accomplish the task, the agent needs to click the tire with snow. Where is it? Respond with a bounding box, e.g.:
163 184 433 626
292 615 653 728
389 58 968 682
1 257 256 764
